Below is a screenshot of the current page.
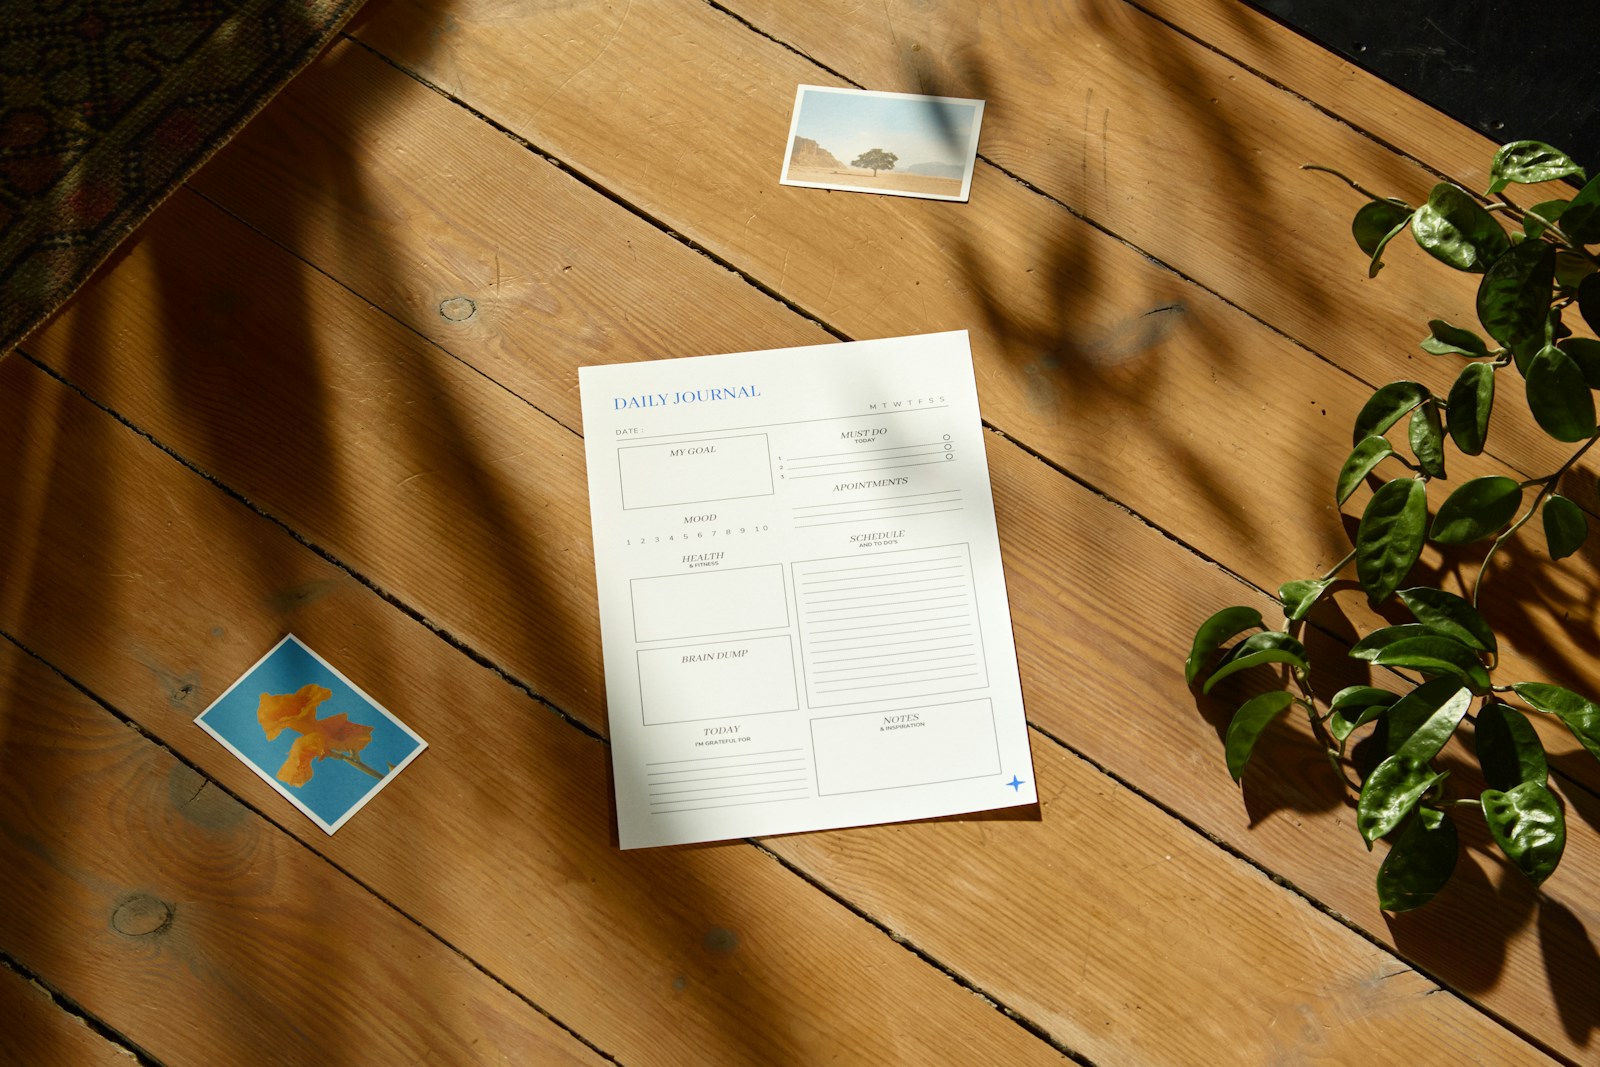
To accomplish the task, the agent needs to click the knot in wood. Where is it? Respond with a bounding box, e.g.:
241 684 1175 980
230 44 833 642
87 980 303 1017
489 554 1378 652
439 296 477 321
702 926 738 954
112 893 174 937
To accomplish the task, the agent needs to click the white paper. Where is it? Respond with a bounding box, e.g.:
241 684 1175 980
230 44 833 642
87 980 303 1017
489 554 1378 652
580 331 1037 848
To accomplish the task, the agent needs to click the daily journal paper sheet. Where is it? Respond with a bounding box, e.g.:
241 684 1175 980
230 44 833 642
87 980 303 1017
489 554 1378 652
579 331 1037 848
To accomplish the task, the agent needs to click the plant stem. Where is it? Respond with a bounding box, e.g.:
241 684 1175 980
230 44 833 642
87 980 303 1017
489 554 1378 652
1320 548 1357 582
1301 164 1398 205
1472 429 1600 606
1296 689 1365 795
1325 749 1362 794
1498 191 1593 253
1492 192 1591 254
1494 191 1527 216
1522 208 1576 246
330 751 387 780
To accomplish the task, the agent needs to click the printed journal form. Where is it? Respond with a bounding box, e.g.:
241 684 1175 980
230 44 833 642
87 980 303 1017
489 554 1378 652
579 331 1037 847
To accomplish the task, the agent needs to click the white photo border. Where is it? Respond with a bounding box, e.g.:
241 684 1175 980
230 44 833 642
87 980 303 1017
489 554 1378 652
194 634 428 834
779 84 985 202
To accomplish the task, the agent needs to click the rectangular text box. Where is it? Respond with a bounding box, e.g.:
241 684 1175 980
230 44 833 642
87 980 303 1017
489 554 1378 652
618 434 773 510
637 636 799 725
631 565 789 643
810 698 1000 795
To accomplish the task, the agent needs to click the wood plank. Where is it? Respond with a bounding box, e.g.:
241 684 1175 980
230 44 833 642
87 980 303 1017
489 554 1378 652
984 425 1600 1060
463 0 1600 769
1128 0 1506 182
27 191 610 730
188 44 833 437
713 0 1596 377
173 38 1600 790
334 0 1600 598
0 356 1070 1066
347 0 1586 488
0 351 1561 1067
0 961 136 1067
0 642 602 1066
9 219 1587 1062
25 85 1600 1054
766 738 1565 1067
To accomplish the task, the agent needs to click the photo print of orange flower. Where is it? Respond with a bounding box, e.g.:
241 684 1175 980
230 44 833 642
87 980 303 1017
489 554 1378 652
196 636 426 833
258 683 382 787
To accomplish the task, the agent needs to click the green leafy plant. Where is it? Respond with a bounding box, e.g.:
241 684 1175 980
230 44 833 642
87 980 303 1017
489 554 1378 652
1187 141 1600 911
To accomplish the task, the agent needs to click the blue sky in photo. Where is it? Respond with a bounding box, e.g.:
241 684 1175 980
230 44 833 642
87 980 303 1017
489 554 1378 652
793 89 977 168
197 637 423 828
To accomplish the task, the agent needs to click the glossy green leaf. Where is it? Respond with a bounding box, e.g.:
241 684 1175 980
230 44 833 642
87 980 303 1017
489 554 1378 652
1543 494 1588 560
1511 334 1545 377
1185 606 1263 685
1399 682 1473 762
1361 210 1414 277
1203 630 1305 697
1336 436 1396 505
1328 686 1400 743
1556 250 1596 290
1412 182 1510 272
1419 319 1490 359
1526 345 1597 442
1382 678 1475 757
1331 686 1401 712
1580 273 1600 336
1376 808 1458 912
1444 361 1494 456
1218 630 1305 663
1349 624 1438 661
1429 476 1522 544
1512 683 1600 763
1486 141 1586 195
1355 478 1427 605
1224 691 1296 782
1372 636 1491 692
1352 198 1414 256
1475 701 1548 792
1477 242 1555 347
1558 173 1600 244
1358 756 1446 844
1482 782 1566 886
1202 650 1306 695
1560 338 1600 390
1352 382 1428 445
1397 587 1497 655
1278 578 1334 622
1407 401 1446 479
1523 199 1569 240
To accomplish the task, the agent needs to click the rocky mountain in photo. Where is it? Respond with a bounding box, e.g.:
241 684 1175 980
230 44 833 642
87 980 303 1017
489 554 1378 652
789 136 844 169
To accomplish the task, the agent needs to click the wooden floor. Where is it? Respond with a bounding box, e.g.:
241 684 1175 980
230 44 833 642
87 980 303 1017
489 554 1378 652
3 1 1597 1063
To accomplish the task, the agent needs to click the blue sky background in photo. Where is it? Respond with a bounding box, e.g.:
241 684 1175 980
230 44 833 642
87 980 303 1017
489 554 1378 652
793 89 978 168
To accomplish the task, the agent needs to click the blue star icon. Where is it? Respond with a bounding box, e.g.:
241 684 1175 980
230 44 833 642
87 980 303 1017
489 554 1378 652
1005 775 1025 791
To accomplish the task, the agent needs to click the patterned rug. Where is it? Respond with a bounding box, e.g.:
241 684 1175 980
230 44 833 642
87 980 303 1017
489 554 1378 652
1 0 366 352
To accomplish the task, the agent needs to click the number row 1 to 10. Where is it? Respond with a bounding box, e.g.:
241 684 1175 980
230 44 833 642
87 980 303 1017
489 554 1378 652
626 526 770 545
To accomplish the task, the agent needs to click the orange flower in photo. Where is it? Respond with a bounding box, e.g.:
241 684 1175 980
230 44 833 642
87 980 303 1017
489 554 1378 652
257 684 380 787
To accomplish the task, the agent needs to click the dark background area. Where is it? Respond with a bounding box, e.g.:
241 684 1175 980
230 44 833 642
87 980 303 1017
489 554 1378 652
1251 0 1600 170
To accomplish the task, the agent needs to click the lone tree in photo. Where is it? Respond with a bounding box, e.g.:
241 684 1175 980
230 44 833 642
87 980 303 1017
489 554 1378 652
851 148 898 176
